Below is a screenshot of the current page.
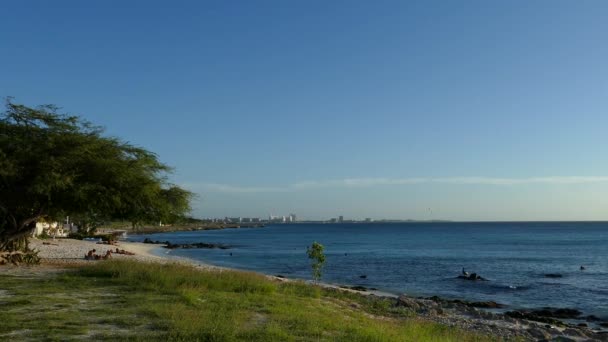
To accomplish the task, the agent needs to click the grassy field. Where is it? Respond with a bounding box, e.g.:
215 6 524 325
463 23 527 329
0 260 494 341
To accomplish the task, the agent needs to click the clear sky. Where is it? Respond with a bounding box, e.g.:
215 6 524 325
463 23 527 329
2 1 608 221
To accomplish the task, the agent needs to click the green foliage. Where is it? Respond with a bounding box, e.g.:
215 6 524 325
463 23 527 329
307 241 326 283
0 99 193 251
0 249 39 265
0 261 494 341
67 231 90 240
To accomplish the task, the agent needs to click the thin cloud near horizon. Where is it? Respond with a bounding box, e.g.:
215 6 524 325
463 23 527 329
183 176 608 193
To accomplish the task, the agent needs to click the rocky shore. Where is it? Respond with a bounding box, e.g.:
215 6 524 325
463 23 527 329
267 275 608 341
360 292 608 341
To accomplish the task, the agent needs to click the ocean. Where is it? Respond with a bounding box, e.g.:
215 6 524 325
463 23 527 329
127 222 608 319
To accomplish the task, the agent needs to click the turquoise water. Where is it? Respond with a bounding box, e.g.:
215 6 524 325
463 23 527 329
128 222 608 318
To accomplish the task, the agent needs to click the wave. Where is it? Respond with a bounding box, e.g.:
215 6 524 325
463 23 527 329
488 283 531 291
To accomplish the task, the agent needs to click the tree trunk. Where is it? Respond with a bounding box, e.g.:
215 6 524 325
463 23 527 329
0 217 37 252
0 216 42 264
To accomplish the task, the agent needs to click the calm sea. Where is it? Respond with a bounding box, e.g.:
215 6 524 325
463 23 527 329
127 222 608 318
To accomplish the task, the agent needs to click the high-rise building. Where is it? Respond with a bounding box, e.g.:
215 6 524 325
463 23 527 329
338 215 344 223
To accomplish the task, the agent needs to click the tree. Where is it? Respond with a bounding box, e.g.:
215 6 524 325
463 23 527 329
0 99 193 255
306 241 326 283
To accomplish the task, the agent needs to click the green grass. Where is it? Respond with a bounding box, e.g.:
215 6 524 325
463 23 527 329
0 261 496 341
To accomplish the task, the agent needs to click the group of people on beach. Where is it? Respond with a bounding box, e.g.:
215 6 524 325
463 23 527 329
84 249 112 260
84 248 135 260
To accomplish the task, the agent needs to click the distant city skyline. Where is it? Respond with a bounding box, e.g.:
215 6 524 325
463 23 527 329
2 1 608 221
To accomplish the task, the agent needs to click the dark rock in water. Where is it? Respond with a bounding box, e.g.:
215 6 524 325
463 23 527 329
505 311 563 326
340 285 368 292
425 296 504 309
349 286 367 291
165 242 231 249
506 307 582 325
142 238 230 249
275 275 285 278
577 323 588 327
143 238 168 244
359 275 367 279
533 308 582 319
470 301 503 309
544 273 563 278
585 315 602 322
457 273 488 281
600 322 608 328
369 287 378 291
430 297 449 305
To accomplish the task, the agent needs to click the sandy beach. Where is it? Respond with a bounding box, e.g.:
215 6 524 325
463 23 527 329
30 237 174 265
28 237 228 273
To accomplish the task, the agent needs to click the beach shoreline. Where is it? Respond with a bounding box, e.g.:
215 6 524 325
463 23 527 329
24 237 608 341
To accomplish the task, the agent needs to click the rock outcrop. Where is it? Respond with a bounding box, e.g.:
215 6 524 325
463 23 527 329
142 238 231 249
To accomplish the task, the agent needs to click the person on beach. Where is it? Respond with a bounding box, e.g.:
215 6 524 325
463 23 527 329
85 249 96 260
114 248 135 255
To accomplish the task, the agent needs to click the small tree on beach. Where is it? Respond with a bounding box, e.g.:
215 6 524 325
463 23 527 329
307 241 326 283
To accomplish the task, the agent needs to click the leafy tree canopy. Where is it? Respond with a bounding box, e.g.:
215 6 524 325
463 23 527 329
0 99 193 251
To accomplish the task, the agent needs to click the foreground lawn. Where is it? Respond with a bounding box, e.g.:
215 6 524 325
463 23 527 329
0 261 493 341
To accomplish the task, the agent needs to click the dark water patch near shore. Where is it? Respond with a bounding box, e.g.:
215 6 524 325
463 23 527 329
544 273 563 278
441 276 532 295
589 288 608 296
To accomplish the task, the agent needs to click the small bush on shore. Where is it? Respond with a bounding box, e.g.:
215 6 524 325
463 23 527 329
307 241 326 283
0 249 40 265
67 231 90 240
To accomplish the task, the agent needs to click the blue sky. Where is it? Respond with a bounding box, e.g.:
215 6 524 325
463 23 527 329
2 1 608 220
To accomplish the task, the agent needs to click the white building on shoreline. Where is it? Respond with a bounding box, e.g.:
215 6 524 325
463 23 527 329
32 218 77 238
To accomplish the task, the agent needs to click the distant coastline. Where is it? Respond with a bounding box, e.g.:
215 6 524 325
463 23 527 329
98 223 266 235
107 219 608 236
